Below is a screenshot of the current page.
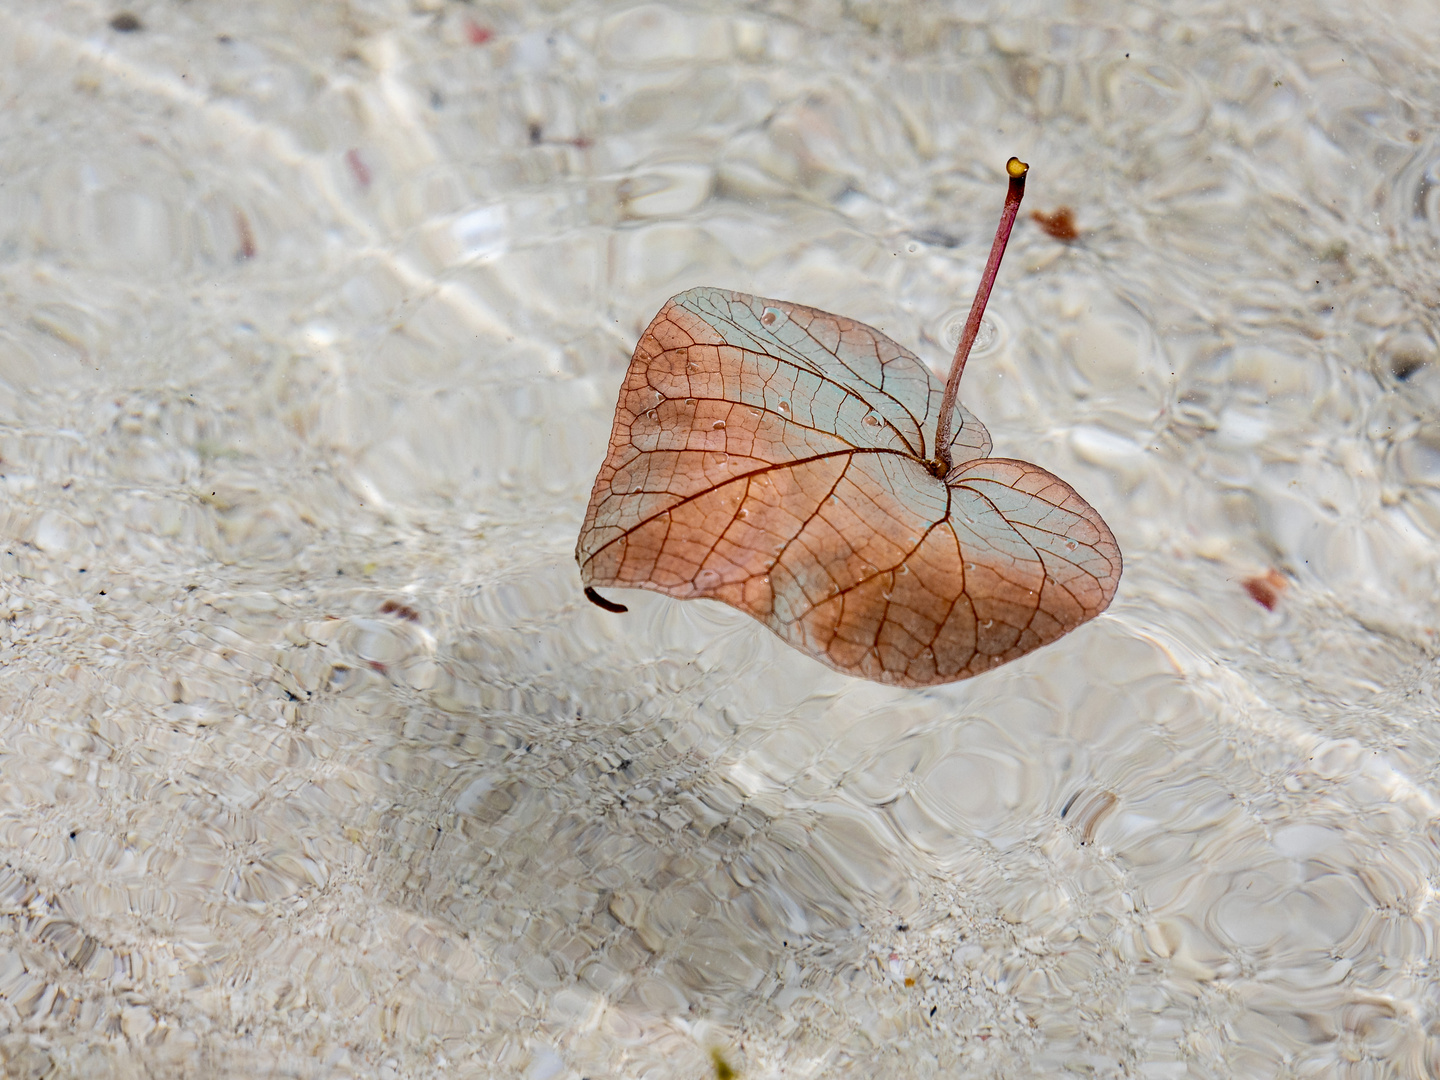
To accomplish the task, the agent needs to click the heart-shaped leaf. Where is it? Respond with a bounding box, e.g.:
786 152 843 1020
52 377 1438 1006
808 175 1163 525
578 161 1121 686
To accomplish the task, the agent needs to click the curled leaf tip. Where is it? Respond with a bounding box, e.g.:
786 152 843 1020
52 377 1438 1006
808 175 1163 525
584 586 628 613
1006 156 1029 179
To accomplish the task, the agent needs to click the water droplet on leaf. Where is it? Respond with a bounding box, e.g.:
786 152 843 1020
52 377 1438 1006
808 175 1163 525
761 307 783 327
712 419 726 430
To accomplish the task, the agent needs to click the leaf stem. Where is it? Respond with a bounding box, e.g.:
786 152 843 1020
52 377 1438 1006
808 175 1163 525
934 156 1028 472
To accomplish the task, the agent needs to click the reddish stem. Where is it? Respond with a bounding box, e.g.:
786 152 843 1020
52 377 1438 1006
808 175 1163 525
934 157 1028 472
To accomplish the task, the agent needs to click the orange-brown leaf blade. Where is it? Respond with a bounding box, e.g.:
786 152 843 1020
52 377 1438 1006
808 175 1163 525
577 288 1120 687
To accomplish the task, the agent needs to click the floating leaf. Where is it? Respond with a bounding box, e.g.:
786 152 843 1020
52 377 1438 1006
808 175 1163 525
577 159 1121 686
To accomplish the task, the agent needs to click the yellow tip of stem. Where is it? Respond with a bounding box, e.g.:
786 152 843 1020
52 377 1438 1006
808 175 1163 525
1006 156 1029 179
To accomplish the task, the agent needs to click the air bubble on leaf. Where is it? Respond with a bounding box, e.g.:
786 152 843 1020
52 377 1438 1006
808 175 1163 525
696 569 722 589
737 507 748 519
761 307 784 327
686 398 696 407
715 452 729 466
686 361 700 373
645 409 658 421
965 562 975 572
1064 540 1077 551
712 419 726 430
981 618 994 629
863 413 882 427
749 407 762 418
777 401 790 414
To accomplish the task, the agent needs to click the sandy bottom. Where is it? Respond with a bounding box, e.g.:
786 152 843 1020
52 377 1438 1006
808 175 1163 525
0 1 1438 1077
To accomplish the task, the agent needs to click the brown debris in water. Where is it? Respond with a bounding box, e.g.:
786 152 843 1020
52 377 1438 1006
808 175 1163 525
1032 206 1080 241
1243 569 1288 611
